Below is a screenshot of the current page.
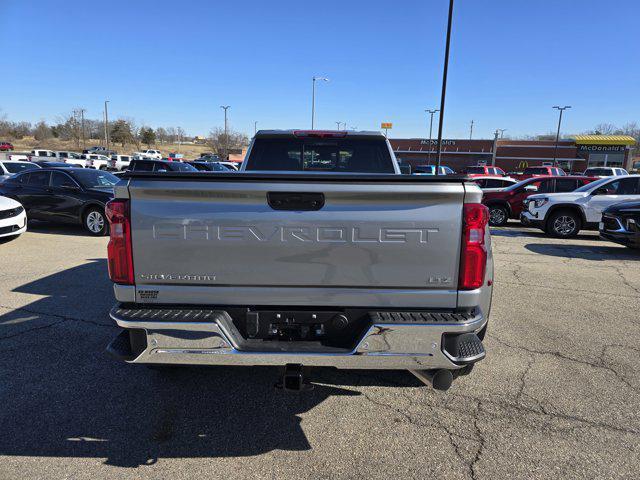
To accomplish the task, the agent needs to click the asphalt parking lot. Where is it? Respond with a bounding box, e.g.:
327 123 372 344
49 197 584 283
1 222 639 479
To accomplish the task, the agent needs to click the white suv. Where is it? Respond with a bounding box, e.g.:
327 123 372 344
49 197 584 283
521 175 640 237
582 167 629 178
133 149 162 159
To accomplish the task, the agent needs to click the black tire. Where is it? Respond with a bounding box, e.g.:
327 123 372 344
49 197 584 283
488 205 509 226
83 207 108 236
547 209 581 238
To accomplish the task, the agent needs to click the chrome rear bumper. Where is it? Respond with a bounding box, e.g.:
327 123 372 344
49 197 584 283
108 306 487 370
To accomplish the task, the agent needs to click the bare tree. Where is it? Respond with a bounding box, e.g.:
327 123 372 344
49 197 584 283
207 127 249 159
592 123 616 135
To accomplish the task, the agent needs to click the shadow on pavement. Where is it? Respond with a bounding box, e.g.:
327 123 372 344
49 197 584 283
524 242 638 261
26 220 91 237
0 259 422 467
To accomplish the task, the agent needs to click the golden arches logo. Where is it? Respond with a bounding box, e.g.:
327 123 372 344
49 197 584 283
518 160 529 169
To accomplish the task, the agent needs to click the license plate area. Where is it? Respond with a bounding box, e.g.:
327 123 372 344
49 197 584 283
245 310 349 341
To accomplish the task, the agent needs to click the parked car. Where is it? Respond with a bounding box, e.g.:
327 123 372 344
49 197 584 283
31 161 82 169
465 165 506 177
473 176 518 191
218 161 240 171
482 176 596 226
0 195 27 239
105 129 493 391
198 154 222 162
80 153 110 170
0 160 40 183
582 167 628 178
109 155 133 171
83 146 117 156
599 201 640 249
126 159 198 172
56 151 89 168
8 154 29 162
188 161 232 172
0 141 14 151
413 165 456 175
133 149 162 160
521 175 640 237
0 168 118 235
167 152 184 161
512 166 566 180
28 149 58 161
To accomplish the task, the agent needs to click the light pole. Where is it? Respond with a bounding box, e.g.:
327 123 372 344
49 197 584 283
425 109 439 164
469 119 474 140
103 100 110 150
335 121 343 130
498 128 507 138
491 129 499 166
435 0 455 175
311 76 329 129
254 121 258 136
79 108 86 148
220 105 230 159
552 106 571 167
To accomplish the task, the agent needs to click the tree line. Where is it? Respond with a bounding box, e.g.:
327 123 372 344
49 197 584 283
0 109 249 158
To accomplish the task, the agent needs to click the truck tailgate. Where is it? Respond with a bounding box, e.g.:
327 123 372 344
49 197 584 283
126 176 465 305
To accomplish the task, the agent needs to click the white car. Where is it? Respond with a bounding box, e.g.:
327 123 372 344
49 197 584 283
521 174 640 237
133 149 162 159
0 160 40 183
56 151 89 168
473 176 519 191
582 167 628 178
0 195 27 239
109 155 133 171
29 149 58 161
81 154 111 170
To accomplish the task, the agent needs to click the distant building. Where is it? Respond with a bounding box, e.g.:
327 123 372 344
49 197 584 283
389 135 636 173
194 135 207 144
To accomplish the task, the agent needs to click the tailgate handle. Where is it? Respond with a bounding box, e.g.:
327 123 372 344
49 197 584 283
267 192 325 211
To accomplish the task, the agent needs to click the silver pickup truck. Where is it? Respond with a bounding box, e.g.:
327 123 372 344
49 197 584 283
106 130 493 390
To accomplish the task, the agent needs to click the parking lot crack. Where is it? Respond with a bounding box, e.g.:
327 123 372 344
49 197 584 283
0 304 116 330
0 318 69 340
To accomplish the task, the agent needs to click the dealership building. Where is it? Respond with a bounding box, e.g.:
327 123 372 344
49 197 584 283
389 135 636 173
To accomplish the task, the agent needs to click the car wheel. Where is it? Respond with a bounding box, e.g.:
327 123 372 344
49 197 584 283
83 207 108 236
488 205 509 226
547 210 581 238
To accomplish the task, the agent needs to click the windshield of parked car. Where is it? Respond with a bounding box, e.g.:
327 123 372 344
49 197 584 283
574 177 611 192
523 167 549 174
3 162 40 173
503 178 536 192
71 169 119 188
167 162 198 172
466 166 486 174
245 137 395 173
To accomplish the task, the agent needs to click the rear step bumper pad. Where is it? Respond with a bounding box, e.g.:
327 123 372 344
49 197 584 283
108 306 487 370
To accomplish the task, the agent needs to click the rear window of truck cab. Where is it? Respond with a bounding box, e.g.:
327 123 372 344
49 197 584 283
245 137 395 173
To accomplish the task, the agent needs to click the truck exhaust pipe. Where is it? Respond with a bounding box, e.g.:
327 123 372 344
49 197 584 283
410 369 454 391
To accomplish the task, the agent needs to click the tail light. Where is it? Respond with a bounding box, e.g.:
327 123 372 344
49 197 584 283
458 203 489 290
105 199 134 285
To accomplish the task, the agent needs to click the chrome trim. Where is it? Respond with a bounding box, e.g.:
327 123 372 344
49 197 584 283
110 308 487 370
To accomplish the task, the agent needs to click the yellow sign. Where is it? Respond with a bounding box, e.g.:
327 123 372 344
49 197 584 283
381 122 393 129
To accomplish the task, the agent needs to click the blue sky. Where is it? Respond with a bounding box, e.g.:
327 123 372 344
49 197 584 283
1 0 638 139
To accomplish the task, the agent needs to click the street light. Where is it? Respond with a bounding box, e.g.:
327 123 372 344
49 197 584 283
335 121 343 130
498 128 507 138
103 100 110 150
435 0 455 175
552 106 571 167
220 105 230 159
254 121 258 136
311 76 329 129
425 109 439 164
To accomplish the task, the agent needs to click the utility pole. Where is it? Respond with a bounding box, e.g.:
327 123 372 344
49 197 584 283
469 119 474 140
425 109 439 165
498 128 507 138
220 105 230 159
311 76 329 129
335 121 342 130
552 106 571 167
103 100 110 150
79 108 86 149
490 129 499 166
435 0 454 175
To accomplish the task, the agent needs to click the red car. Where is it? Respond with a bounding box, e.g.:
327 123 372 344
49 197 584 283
482 176 596 226
0 141 14 151
511 165 566 180
465 165 506 177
